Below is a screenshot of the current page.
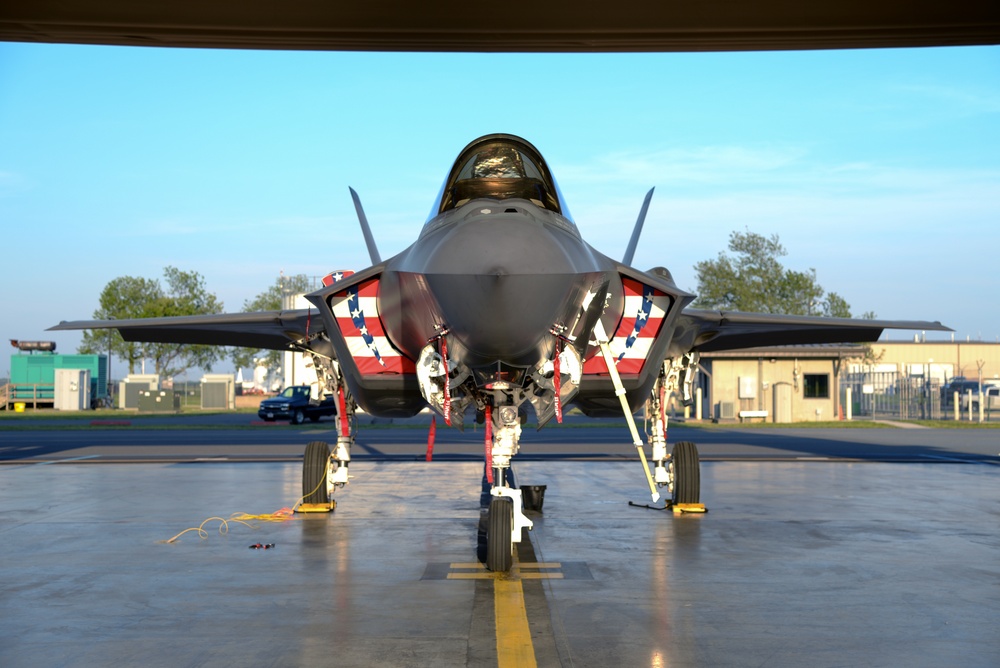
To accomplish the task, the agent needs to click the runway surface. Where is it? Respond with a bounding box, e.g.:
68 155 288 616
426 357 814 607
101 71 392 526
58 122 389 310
1 413 999 464
1 419 998 667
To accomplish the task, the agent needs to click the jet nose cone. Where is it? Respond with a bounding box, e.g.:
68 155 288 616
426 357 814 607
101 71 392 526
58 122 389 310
426 210 576 276
419 211 604 368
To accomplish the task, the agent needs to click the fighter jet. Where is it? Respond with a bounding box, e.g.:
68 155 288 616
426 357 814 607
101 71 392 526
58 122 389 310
52 134 948 571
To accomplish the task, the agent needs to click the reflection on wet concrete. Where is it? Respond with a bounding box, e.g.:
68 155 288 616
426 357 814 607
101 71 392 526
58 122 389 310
1 459 997 667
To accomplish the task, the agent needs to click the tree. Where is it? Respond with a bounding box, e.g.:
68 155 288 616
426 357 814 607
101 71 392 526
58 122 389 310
79 276 162 374
78 267 225 378
230 273 314 374
693 230 852 317
143 267 226 379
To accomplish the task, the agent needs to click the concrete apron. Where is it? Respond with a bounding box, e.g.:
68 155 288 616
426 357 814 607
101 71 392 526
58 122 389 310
1 459 998 667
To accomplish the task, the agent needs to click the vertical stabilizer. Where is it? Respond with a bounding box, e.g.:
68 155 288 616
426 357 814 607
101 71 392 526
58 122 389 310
349 187 382 265
622 188 655 266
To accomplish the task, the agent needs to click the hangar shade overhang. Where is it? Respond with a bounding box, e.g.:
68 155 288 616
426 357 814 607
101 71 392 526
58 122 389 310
1 1 999 52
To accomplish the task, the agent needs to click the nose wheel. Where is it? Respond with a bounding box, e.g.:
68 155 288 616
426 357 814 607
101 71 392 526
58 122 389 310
486 496 514 572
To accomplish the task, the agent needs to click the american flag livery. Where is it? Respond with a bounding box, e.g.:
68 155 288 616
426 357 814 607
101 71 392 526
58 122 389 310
322 270 354 287
330 277 416 375
583 276 672 375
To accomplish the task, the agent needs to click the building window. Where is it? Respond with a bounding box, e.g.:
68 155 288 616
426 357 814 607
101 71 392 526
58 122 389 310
804 374 829 399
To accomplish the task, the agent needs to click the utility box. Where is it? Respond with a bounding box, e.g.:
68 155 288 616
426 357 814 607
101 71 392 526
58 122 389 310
201 374 235 410
119 374 159 409
137 389 179 413
54 369 91 411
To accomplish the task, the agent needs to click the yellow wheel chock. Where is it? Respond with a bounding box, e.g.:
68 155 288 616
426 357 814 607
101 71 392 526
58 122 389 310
295 500 336 513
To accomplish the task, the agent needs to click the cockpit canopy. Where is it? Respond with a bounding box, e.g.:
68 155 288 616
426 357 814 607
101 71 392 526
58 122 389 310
429 134 573 221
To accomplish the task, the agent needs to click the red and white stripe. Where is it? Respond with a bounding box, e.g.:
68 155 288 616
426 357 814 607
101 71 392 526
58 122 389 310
330 277 416 375
583 276 671 375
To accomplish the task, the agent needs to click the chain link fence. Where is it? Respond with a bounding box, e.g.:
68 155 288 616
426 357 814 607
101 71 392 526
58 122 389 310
841 371 998 422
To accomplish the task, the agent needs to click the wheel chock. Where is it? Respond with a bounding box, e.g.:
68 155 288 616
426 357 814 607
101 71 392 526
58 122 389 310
295 501 336 513
671 503 707 514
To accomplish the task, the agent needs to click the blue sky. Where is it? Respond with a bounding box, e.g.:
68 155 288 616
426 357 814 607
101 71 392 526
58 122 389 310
1 44 998 378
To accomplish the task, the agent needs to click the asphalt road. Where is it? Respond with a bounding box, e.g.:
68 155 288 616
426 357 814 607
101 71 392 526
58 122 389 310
1 413 997 464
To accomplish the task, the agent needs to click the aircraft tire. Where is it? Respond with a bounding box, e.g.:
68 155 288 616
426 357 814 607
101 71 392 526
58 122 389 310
302 440 331 504
291 409 306 425
486 496 513 572
671 441 701 504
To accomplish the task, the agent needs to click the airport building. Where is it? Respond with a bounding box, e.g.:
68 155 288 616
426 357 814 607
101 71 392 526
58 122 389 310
698 341 1000 422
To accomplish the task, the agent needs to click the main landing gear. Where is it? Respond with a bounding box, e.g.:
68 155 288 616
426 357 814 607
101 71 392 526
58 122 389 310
296 355 353 514
649 355 704 511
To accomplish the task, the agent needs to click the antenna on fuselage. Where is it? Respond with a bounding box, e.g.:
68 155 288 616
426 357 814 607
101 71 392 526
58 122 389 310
349 187 382 265
622 187 655 266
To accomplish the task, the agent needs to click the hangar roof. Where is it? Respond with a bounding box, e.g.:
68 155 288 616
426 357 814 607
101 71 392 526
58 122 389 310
1 1 998 53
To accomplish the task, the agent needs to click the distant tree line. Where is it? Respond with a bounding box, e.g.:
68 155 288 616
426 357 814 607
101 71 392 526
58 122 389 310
692 230 875 319
78 267 224 379
79 269 313 380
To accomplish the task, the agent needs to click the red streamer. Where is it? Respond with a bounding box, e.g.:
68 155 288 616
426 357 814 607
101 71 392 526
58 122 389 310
553 339 563 423
440 336 451 426
338 386 348 438
484 404 493 484
426 415 436 462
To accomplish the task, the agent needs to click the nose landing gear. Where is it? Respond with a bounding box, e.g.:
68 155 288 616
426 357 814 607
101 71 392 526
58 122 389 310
484 413 534 572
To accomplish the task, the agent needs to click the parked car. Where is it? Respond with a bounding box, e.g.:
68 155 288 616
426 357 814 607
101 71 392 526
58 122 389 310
257 385 339 424
941 379 984 406
969 385 1000 413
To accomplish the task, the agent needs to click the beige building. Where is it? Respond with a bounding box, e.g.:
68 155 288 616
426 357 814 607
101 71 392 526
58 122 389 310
699 345 859 423
857 341 1000 384
696 341 1000 423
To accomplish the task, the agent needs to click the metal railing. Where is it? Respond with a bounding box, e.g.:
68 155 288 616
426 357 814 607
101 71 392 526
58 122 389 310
2 384 54 409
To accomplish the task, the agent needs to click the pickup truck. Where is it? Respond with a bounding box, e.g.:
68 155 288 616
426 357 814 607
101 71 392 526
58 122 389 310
257 386 339 424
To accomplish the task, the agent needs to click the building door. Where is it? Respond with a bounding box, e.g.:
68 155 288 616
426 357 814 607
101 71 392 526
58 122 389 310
773 382 793 423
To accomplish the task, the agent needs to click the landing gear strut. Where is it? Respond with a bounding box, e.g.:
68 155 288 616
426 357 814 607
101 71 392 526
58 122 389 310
649 356 705 511
484 402 534 572
296 352 354 513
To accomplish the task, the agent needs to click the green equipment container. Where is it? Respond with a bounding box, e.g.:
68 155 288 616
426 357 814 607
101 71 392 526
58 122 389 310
10 353 109 403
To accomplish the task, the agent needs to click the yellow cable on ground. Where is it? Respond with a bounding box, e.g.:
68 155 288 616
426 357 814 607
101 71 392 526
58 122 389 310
161 464 332 543
231 508 296 522
159 516 256 544
160 508 299 544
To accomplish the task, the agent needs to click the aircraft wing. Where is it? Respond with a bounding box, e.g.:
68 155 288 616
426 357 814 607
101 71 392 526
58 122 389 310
671 308 951 355
49 310 321 351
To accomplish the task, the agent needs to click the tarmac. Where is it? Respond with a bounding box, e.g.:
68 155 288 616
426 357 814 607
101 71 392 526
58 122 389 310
1 429 999 667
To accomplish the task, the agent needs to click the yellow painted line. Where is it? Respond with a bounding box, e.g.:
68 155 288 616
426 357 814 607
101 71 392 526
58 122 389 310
494 578 537 668
519 572 564 580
